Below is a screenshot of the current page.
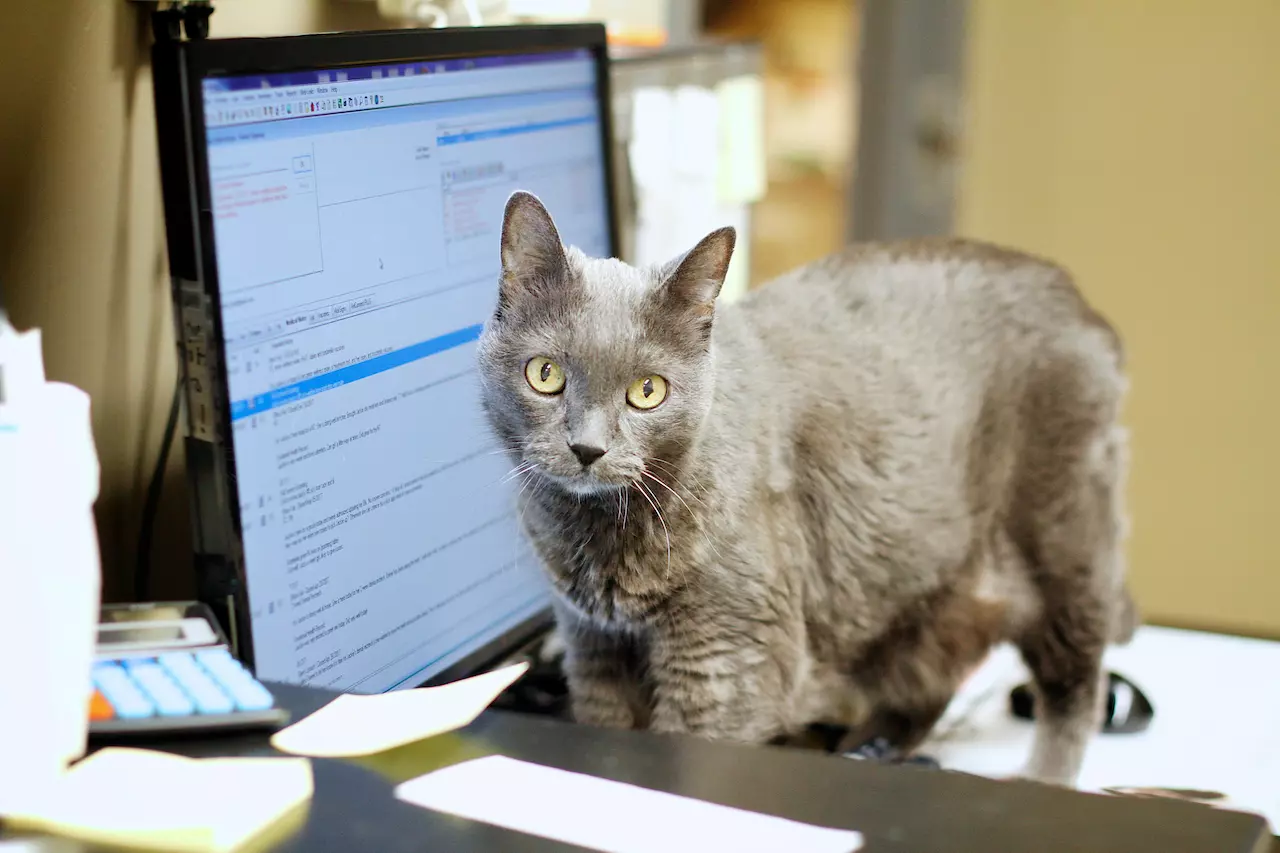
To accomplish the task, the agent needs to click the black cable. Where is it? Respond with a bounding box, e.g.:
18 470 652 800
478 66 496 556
135 373 183 602
135 1 211 601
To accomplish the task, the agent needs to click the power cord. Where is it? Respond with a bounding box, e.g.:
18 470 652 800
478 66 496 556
134 373 183 602
133 0 212 601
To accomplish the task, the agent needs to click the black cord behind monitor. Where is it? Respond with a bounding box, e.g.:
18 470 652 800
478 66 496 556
133 1 212 602
134 374 182 602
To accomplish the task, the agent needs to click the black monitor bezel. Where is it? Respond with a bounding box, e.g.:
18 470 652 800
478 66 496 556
152 23 616 689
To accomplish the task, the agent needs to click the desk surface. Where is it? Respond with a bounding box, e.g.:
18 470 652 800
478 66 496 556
5 681 1273 853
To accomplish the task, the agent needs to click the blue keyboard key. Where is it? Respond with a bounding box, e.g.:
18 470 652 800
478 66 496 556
159 653 234 715
194 648 245 682
126 661 196 717
195 649 275 712
93 662 156 719
221 676 275 712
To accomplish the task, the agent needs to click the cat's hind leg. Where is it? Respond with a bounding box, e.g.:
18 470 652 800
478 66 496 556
1015 424 1128 786
1017 600 1108 786
836 566 1013 761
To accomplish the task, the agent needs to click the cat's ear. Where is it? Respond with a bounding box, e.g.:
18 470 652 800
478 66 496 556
659 227 736 318
499 191 568 310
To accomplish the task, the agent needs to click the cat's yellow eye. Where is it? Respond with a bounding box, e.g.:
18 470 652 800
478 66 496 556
524 356 566 395
626 375 668 410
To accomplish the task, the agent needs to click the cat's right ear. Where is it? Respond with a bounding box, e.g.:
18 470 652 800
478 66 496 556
498 191 567 314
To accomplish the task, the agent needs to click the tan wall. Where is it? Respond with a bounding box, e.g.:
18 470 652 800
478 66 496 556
0 1 385 602
957 1 1280 635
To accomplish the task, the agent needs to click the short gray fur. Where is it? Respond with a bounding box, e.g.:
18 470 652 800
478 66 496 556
477 191 1135 786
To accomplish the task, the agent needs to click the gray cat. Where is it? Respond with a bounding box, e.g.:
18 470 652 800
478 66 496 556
477 191 1135 786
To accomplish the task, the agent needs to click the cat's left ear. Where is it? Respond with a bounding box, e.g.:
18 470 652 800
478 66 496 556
659 226 736 320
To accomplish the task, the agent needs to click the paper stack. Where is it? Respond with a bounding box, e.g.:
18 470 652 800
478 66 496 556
0 316 103 808
3 748 313 853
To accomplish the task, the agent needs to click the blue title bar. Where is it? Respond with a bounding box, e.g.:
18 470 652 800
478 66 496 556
230 324 483 421
437 115 594 146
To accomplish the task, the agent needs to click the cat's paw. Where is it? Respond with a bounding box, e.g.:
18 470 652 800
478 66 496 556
538 626 567 662
840 737 942 769
841 736 901 762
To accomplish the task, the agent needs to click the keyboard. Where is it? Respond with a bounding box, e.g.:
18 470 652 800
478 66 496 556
90 647 288 736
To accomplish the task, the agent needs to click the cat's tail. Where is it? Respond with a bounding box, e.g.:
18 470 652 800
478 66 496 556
1111 586 1140 646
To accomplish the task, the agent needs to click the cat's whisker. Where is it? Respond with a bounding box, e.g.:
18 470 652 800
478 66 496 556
515 469 553 538
647 458 711 506
500 460 536 485
643 469 723 564
641 469 696 519
501 461 532 481
632 480 672 580
510 472 532 541
645 457 685 476
478 457 538 496
637 479 703 594
513 470 536 515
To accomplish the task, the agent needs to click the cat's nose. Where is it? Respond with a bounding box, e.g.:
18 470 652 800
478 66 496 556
569 442 607 467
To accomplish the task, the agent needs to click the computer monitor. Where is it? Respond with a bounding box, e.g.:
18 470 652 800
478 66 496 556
151 25 616 693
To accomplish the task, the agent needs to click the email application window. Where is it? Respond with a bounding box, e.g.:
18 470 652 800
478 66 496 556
202 52 610 692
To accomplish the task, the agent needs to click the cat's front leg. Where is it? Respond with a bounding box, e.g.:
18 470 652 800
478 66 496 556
647 617 790 744
558 620 648 730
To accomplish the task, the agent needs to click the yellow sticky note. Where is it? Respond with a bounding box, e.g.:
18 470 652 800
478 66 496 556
4 748 312 853
269 661 528 758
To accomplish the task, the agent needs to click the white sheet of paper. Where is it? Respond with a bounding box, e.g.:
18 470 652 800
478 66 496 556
269 662 527 757
395 755 863 853
3 747 312 853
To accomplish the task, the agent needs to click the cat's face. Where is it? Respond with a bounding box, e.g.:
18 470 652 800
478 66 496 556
477 192 735 498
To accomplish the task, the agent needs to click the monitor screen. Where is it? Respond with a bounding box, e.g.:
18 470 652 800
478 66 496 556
199 48 609 693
